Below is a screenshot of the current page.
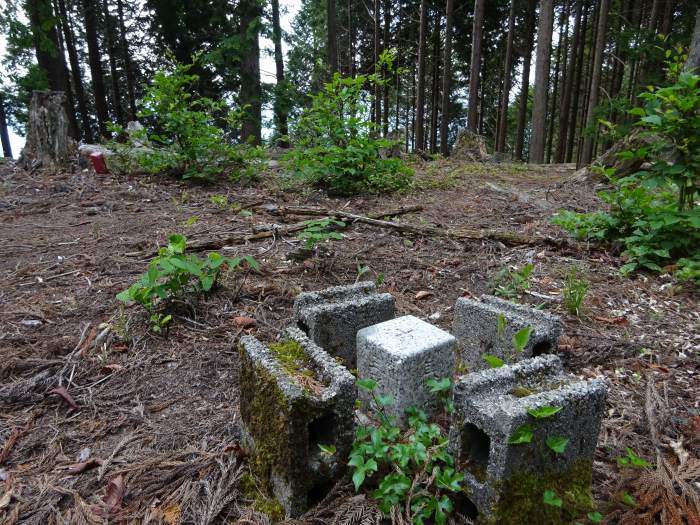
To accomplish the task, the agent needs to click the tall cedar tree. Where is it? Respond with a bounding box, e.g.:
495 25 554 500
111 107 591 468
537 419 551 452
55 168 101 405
439 0 454 156
514 0 536 160
686 7 700 72
327 0 338 74
116 0 137 120
530 0 554 163
82 0 110 137
102 0 125 128
0 93 12 157
495 0 516 153
467 0 485 132
238 0 262 145
414 0 428 151
272 0 289 146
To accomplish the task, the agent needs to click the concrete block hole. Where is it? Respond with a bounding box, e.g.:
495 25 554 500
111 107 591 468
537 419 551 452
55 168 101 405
308 412 336 454
532 340 553 356
460 423 491 477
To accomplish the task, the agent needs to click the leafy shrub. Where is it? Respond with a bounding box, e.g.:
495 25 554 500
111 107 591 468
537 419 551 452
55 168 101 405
552 53 700 284
296 218 345 249
491 263 534 299
349 378 463 524
109 63 266 182
283 50 413 195
117 234 258 331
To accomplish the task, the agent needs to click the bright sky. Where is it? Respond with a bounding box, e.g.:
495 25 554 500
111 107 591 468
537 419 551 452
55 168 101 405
0 1 301 157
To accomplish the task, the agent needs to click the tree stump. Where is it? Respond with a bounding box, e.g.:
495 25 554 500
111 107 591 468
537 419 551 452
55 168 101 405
19 91 72 170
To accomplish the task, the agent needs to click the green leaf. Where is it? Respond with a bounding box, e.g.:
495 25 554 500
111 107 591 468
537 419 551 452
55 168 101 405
168 234 187 254
483 354 505 368
508 424 534 444
617 447 652 468
351 469 365 492
527 405 562 419
426 377 451 393
497 313 507 337
640 114 662 126
356 378 378 392
377 394 394 406
546 436 570 454
621 492 637 506
512 326 533 353
318 444 336 456
587 511 603 523
543 490 562 507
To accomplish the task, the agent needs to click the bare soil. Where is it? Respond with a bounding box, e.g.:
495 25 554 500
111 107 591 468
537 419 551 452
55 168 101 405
0 158 698 524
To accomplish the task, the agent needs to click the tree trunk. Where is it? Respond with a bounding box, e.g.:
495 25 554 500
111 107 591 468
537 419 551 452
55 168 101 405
271 0 288 146
102 0 125 128
382 0 390 136
686 7 700 72
373 0 381 129
514 0 536 160
82 0 110 138
530 0 554 163
660 0 673 36
415 0 428 151
439 0 454 156
580 0 610 167
116 0 137 120
467 0 485 132
56 0 93 142
327 0 338 74
347 0 354 77
556 0 583 163
239 0 262 145
0 93 12 158
567 0 590 162
429 13 441 154
495 0 516 153
19 91 71 169
546 2 568 163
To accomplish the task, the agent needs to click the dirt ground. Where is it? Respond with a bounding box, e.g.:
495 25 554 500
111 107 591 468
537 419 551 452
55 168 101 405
0 157 698 524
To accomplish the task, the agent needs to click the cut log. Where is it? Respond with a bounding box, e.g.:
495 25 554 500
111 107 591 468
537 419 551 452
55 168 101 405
19 90 73 170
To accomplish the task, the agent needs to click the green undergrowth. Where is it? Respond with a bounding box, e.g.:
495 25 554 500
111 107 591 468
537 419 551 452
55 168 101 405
490 460 595 525
269 339 310 375
240 471 285 522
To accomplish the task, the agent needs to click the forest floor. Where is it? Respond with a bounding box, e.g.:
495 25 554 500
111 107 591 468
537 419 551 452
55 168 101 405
0 157 698 524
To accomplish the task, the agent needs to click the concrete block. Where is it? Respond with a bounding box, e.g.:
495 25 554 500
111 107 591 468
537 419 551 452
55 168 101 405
357 315 456 423
294 282 395 367
452 295 562 371
448 355 608 522
239 327 356 517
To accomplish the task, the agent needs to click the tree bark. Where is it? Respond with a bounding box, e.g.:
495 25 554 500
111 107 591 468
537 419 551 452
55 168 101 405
238 0 262 145
467 0 485 132
530 0 554 163
429 13 441 154
382 0 390 136
495 0 516 153
327 0 338 74
439 0 454 156
19 91 71 169
102 0 125 128
567 0 590 162
686 7 700 72
56 0 93 142
116 0 137 121
556 0 583 163
546 2 568 163
81 0 110 138
271 0 288 146
580 0 610 167
415 0 428 151
514 0 537 160
0 93 12 158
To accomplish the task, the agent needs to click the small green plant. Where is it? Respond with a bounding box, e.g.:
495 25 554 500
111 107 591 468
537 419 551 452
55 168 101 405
562 267 589 316
350 378 463 524
297 218 345 249
616 447 652 469
284 49 413 196
208 195 229 208
483 322 533 369
492 263 535 299
117 234 258 331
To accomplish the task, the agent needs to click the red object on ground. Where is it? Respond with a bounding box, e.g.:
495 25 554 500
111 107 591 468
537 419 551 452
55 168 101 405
90 152 109 174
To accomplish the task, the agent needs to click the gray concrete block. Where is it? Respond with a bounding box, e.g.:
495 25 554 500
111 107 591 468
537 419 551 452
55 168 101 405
357 315 456 424
294 282 395 367
239 327 356 517
452 295 562 371
448 355 608 520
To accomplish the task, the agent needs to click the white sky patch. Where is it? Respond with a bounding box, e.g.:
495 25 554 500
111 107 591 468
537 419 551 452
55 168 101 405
0 1 302 156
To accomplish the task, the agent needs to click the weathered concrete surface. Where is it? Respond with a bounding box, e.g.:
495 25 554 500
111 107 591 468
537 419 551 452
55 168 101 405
294 282 395 367
452 295 562 371
357 315 456 423
448 355 607 519
239 327 356 517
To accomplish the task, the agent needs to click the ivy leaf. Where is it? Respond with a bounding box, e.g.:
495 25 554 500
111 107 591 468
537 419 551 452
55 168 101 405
377 394 394 406
546 436 569 454
543 490 562 507
483 354 505 368
512 326 533 353
357 378 378 392
508 424 534 444
527 405 562 419
426 377 452 393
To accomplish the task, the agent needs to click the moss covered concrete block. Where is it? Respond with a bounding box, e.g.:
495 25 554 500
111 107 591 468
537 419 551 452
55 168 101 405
294 282 395 367
452 295 562 372
448 355 607 523
239 327 356 518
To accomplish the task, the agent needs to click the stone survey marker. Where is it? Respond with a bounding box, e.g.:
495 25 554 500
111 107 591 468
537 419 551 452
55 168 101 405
452 294 562 371
448 354 608 520
293 282 395 367
357 315 456 423
239 284 606 522
239 327 356 516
